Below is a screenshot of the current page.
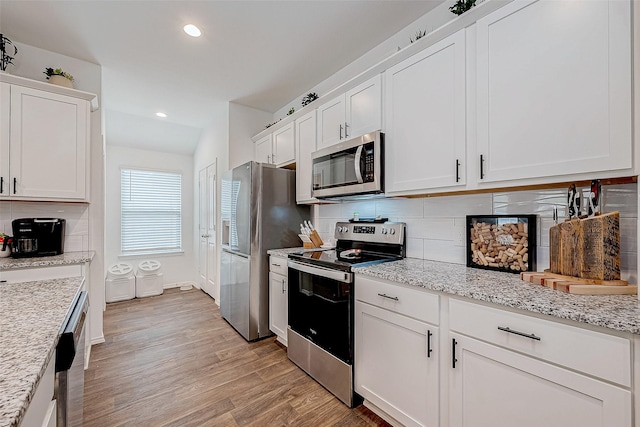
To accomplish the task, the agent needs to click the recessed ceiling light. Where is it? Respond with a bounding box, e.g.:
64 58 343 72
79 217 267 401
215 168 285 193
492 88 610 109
156 112 167 118
183 24 201 37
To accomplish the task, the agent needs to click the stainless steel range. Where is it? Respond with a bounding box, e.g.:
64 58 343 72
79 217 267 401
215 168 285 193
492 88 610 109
287 220 406 407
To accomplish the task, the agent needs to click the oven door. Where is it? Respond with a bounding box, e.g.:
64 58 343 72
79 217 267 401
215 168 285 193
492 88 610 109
288 260 353 363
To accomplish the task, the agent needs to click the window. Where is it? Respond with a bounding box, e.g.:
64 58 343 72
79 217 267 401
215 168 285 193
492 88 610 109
121 168 182 255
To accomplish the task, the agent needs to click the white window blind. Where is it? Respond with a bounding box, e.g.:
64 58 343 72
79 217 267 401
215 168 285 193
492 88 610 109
121 169 182 254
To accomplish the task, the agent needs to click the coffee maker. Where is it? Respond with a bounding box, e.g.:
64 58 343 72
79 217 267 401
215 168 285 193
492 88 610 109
11 218 66 258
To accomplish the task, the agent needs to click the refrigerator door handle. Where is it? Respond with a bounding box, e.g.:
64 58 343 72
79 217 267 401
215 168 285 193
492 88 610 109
222 248 250 258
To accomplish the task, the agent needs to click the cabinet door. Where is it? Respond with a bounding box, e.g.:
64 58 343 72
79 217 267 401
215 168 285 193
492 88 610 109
476 0 631 183
10 86 88 199
355 301 438 427
0 83 9 197
295 110 317 204
255 134 272 164
385 29 466 195
269 271 288 345
316 94 346 149
345 74 382 139
272 122 295 167
449 333 632 427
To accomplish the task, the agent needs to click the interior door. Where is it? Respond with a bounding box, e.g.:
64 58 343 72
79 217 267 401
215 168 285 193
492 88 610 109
198 168 208 292
206 163 217 299
199 162 218 300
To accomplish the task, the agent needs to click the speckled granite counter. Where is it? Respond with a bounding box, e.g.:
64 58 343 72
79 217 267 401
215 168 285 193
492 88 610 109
354 258 640 335
0 251 94 271
0 277 84 427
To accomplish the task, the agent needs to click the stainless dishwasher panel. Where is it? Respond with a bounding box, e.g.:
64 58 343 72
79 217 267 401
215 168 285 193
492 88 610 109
56 290 88 427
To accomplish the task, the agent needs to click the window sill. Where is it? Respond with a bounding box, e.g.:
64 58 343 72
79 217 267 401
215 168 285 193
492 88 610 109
119 250 184 259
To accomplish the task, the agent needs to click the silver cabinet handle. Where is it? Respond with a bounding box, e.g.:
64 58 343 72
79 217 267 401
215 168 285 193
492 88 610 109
498 326 541 341
344 122 349 138
377 293 399 301
282 279 286 294
267 154 271 163
272 154 276 164
272 263 281 267
339 124 343 139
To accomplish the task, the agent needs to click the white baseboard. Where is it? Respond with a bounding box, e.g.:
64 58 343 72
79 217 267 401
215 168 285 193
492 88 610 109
164 281 197 290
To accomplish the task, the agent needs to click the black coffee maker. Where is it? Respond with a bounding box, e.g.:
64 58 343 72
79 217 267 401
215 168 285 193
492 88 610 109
11 218 66 258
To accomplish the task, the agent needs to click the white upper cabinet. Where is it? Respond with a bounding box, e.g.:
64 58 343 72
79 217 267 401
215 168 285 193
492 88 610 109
1 83 89 201
317 74 382 150
316 95 345 149
295 110 317 204
272 122 295 167
255 124 295 167
0 83 9 197
255 134 272 165
384 29 467 195
475 0 632 184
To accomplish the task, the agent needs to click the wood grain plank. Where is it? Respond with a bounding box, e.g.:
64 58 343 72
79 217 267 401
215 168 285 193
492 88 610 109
84 288 390 427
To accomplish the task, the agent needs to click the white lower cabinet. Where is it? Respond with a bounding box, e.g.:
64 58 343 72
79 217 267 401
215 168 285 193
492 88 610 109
355 276 440 427
355 301 439 427
20 354 56 427
448 333 631 427
269 256 288 345
354 274 634 427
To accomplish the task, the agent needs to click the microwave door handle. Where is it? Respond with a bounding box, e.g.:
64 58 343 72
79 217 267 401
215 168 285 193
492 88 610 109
354 145 364 184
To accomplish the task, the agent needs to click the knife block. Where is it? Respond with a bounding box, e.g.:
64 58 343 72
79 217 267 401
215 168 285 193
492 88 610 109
548 211 621 281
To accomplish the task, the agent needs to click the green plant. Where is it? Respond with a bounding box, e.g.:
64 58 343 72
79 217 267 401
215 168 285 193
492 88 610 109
449 0 476 16
301 92 318 107
0 34 17 71
410 29 427 43
287 107 295 116
43 67 74 81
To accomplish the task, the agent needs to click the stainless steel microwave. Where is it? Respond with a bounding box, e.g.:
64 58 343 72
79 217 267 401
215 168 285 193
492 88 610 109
311 131 383 198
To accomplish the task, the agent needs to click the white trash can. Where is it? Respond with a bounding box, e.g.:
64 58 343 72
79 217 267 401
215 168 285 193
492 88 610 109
135 259 164 298
105 262 135 303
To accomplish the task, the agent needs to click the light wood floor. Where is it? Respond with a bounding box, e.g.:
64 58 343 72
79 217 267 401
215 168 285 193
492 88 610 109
84 287 392 427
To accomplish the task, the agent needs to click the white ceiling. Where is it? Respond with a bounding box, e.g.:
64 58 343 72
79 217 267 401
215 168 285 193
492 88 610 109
0 1 444 154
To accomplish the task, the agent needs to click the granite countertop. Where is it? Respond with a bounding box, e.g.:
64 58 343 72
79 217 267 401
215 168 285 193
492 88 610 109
354 258 640 335
0 251 94 271
0 277 85 427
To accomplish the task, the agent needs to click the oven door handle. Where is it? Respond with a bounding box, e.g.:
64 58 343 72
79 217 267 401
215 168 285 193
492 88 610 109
288 260 353 283
354 145 364 184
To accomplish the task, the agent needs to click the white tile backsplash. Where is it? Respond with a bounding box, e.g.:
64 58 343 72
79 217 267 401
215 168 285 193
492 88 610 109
314 182 637 280
0 201 89 252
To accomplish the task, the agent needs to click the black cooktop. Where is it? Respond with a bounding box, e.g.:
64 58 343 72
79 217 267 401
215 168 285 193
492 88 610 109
288 249 401 272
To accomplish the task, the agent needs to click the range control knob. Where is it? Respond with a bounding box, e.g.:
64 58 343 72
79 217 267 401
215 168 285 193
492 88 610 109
381 228 388 234
389 228 396 235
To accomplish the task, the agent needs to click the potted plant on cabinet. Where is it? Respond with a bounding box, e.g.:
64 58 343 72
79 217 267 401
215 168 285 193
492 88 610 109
44 67 74 88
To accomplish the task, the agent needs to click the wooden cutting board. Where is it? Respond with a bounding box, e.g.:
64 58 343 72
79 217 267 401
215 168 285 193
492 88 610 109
548 211 620 281
520 272 634 295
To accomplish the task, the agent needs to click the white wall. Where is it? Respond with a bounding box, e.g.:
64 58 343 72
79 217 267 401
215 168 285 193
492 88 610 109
105 145 195 287
229 102 272 169
2 39 106 344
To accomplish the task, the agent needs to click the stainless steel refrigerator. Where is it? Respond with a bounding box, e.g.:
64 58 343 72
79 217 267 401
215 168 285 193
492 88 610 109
220 161 310 341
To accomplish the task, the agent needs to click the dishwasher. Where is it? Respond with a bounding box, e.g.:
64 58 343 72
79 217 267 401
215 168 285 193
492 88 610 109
55 290 89 427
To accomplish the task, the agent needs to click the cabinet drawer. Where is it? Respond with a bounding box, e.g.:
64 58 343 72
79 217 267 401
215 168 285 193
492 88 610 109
449 299 631 386
356 275 439 325
269 256 288 276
